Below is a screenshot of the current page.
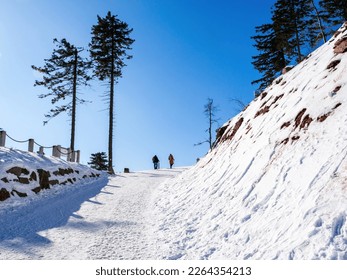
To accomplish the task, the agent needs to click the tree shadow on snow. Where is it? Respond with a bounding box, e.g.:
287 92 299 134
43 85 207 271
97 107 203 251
0 176 112 257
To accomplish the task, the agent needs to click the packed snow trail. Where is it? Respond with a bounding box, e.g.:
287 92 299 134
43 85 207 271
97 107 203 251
0 168 186 259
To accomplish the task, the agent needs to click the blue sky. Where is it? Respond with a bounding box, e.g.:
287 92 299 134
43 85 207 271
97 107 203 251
0 0 274 171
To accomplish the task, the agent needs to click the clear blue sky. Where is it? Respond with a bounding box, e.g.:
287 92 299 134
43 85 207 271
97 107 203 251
0 0 274 171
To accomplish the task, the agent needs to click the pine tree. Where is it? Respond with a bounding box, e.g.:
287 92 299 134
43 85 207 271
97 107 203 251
251 0 329 91
319 0 347 31
272 0 314 63
251 23 288 91
88 152 108 171
89 11 134 174
32 38 91 151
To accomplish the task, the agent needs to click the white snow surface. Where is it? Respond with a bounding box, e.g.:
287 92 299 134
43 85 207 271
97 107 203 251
0 165 185 259
1 24 347 260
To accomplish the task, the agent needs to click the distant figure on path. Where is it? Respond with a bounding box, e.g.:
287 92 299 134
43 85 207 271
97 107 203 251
152 155 160 169
168 154 175 169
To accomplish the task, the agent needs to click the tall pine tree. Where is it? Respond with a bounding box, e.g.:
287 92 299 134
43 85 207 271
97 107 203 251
89 11 134 174
251 23 288 91
251 0 329 91
32 38 91 151
272 0 314 63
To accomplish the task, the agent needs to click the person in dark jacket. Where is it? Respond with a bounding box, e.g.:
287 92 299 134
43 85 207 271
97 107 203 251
168 154 174 169
152 155 160 169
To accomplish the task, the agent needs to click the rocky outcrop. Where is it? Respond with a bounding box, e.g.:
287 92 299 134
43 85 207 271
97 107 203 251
334 22 347 54
334 36 347 54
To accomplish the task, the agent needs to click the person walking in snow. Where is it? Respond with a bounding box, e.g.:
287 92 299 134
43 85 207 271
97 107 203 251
168 153 174 169
152 155 160 169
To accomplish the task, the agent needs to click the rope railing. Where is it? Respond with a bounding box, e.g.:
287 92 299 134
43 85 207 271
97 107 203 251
0 130 80 163
33 140 54 149
56 146 74 155
6 133 30 144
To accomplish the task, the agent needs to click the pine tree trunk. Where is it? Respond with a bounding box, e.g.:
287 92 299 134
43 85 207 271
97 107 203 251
108 37 115 175
291 0 302 62
209 108 212 150
310 0 327 43
70 48 78 152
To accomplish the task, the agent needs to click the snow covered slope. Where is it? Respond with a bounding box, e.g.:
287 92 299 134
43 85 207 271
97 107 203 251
151 23 347 260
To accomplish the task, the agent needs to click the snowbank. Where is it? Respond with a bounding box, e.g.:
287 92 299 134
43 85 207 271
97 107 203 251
151 23 347 260
0 147 106 204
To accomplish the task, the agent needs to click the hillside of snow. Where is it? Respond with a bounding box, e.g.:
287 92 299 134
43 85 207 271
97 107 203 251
150 23 347 260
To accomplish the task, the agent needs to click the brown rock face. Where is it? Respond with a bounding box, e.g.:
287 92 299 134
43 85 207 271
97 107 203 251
334 36 347 54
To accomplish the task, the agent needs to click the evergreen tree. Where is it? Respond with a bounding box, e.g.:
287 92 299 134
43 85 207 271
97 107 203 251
89 11 134 174
251 23 288 91
32 38 91 151
319 0 347 31
272 0 314 63
88 152 108 171
251 0 329 91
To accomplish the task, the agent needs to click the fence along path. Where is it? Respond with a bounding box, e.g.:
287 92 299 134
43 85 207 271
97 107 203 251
0 130 80 163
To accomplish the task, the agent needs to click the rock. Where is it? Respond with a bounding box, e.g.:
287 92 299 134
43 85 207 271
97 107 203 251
334 36 347 54
18 177 30 184
6 166 30 176
1 177 9 183
30 171 37 181
327 59 341 70
37 169 51 189
31 186 42 194
282 65 294 74
49 179 59 186
11 190 27 197
0 188 10 201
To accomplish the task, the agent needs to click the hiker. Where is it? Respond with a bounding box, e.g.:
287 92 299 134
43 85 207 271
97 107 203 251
168 154 175 169
152 155 160 169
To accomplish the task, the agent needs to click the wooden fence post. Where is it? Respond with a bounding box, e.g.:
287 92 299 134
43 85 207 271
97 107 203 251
38 146 44 156
76 150 80 163
67 148 71 161
28 139 34 152
0 130 6 147
52 145 61 158
71 151 76 162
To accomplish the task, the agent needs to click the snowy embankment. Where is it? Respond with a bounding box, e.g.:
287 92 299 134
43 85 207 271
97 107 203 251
150 23 347 260
0 147 105 203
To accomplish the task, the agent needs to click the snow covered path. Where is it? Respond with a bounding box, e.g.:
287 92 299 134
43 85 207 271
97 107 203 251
0 168 185 260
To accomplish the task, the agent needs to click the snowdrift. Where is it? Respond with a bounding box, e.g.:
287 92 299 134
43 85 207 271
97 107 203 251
151 23 347 259
0 147 105 203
